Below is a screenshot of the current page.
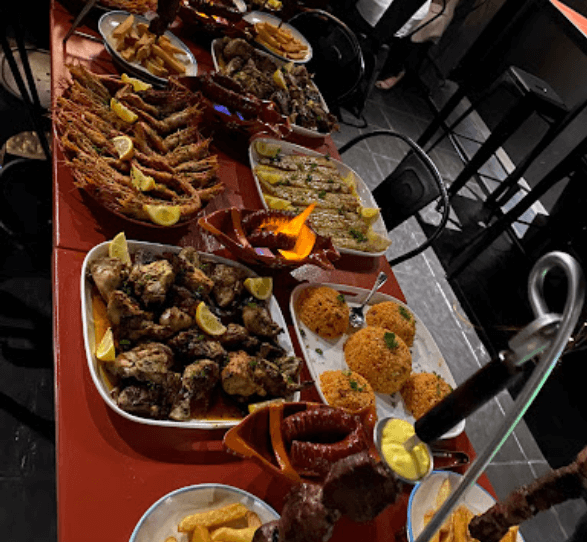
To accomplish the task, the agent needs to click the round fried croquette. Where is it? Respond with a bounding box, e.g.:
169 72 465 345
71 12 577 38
344 326 412 394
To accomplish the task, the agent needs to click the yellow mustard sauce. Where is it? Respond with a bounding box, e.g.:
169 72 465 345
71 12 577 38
381 418 431 481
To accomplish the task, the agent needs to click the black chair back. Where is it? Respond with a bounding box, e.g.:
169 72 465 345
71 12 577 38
288 10 365 111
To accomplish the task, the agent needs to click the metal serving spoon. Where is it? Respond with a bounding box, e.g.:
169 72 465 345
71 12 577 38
349 271 388 328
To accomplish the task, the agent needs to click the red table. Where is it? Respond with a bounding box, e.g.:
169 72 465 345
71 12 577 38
50 2 491 541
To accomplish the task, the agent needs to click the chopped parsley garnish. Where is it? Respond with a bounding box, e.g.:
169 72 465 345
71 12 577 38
336 294 345 304
119 339 131 346
249 359 258 369
349 228 367 242
384 331 398 350
309 163 318 171
399 306 412 321
349 378 366 392
318 189 326 199
315 348 323 355
247 301 257 308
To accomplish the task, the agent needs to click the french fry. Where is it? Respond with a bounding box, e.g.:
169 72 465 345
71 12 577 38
191 525 212 542
151 44 186 74
245 511 262 529
112 14 134 39
436 479 452 509
452 506 473 542
143 57 168 77
178 503 248 533
210 526 257 542
158 35 187 56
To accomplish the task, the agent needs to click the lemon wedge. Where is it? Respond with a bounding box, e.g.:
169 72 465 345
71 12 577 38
96 327 116 362
256 168 286 185
244 277 273 300
144 204 181 226
112 135 134 160
273 69 287 90
360 207 380 222
131 164 156 191
121 73 152 91
264 194 295 211
108 231 132 265
195 301 227 336
255 140 281 158
248 397 286 413
110 98 138 123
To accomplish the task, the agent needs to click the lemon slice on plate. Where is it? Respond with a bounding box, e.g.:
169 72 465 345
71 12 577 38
273 69 287 90
108 231 132 265
144 204 181 226
96 327 116 361
110 98 138 123
121 73 152 92
195 301 227 336
248 397 285 414
112 135 134 160
264 194 295 211
131 164 156 191
360 207 380 222
255 140 281 158
244 277 273 300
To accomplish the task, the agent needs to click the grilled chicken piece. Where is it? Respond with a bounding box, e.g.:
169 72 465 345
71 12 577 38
90 257 129 302
175 247 214 294
107 342 175 385
114 372 181 418
168 329 227 362
159 306 193 332
221 350 265 397
129 259 176 306
219 323 260 351
170 359 220 420
274 355 303 382
242 304 282 338
107 291 152 327
210 263 246 308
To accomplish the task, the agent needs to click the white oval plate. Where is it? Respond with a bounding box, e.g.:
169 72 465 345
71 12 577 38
81 239 297 429
98 11 198 85
248 138 391 258
289 282 465 439
211 39 329 139
408 472 524 542
243 11 312 63
130 484 279 542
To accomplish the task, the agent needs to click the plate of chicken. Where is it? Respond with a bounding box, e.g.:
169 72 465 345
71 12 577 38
81 238 305 429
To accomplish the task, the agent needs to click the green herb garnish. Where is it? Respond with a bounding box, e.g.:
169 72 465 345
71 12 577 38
336 294 345 304
318 189 326 199
384 331 398 350
399 306 412 321
316 348 323 355
349 228 367 242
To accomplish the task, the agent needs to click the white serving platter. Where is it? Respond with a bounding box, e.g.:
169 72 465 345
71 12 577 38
98 11 198 85
289 282 465 439
130 484 279 542
81 239 296 429
243 11 312 63
211 39 330 139
408 472 524 542
248 138 392 258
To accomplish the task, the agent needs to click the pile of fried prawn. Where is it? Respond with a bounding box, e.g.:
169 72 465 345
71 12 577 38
54 65 224 225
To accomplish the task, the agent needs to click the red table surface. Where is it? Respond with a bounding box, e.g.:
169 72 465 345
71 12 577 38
50 2 494 541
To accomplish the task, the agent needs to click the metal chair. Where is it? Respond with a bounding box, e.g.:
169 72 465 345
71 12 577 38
338 130 449 267
288 9 365 116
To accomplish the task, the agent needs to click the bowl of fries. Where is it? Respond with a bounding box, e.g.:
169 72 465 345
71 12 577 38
408 472 524 542
130 484 280 542
99 11 198 85
244 11 312 63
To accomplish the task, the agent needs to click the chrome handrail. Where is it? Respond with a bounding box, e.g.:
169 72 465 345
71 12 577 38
415 251 585 542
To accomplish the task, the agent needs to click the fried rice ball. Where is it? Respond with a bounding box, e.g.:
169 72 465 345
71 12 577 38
320 370 376 413
365 301 416 347
344 326 412 394
296 286 349 339
400 372 453 419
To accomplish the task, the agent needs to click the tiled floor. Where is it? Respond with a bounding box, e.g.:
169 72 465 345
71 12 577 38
2 25 587 542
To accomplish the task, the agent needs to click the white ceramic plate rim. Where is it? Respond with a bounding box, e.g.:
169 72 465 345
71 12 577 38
243 11 313 63
407 472 524 542
289 282 465 439
98 11 198 84
248 138 392 258
81 239 297 429
129 483 280 542
211 39 329 139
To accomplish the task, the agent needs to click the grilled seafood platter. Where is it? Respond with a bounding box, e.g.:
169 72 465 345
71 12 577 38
249 139 392 256
212 37 338 136
54 65 224 227
82 238 306 429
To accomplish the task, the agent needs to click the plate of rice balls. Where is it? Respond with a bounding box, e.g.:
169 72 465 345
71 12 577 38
289 283 465 439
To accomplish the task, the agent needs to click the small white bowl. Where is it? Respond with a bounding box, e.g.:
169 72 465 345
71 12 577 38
129 484 280 542
407 472 524 542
